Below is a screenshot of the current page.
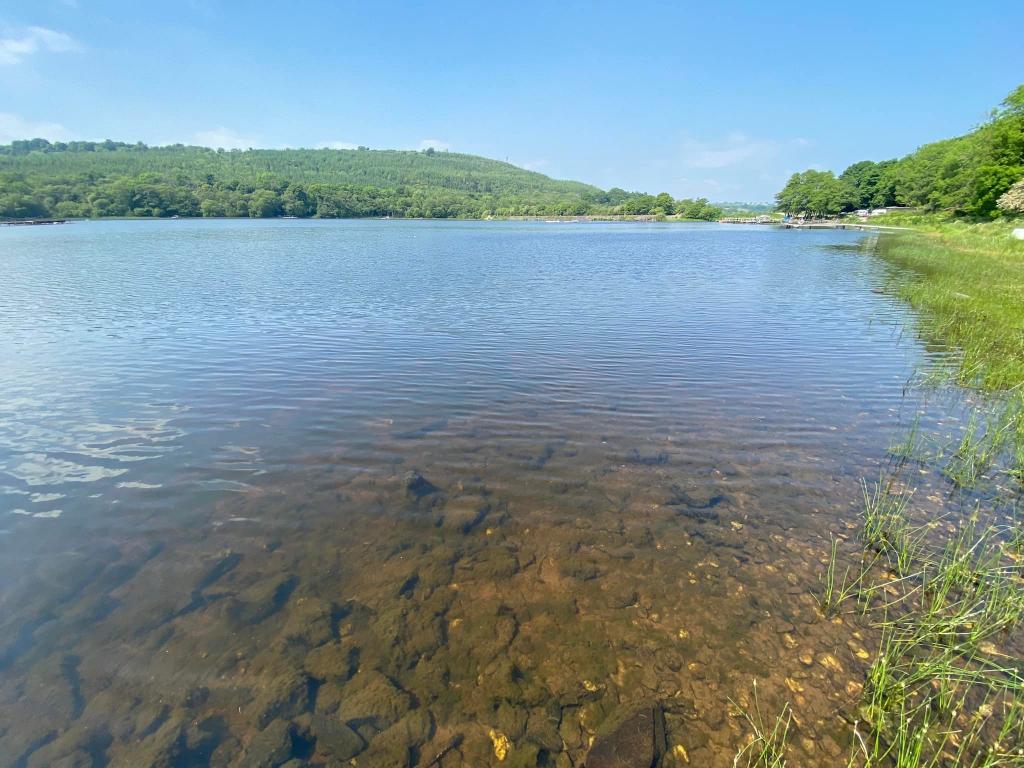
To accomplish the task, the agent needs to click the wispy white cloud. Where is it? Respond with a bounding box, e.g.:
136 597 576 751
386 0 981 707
193 127 259 150
674 131 818 201
520 159 550 172
418 138 450 151
680 132 783 169
0 112 72 143
317 140 359 150
0 26 79 66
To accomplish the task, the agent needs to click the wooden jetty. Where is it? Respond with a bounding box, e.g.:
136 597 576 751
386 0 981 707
781 222 911 231
1 218 69 226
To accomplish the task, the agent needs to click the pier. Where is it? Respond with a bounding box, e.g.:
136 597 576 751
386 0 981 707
1 218 69 226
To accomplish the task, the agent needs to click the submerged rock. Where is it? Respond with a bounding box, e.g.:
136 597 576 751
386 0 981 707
309 713 364 761
337 670 412 731
359 709 433 766
303 640 356 682
279 597 335 649
109 715 185 768
404 471 439 500
25 723 111 768
585 705 665 768
246 670 311 729
665 485 729 523
437 496 489 534
245 719 293 768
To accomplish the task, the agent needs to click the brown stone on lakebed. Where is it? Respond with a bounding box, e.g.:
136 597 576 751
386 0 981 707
584 705 665 768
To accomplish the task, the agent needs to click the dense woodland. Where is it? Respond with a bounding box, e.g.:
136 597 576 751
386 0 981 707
776 85 1024 218
0 142 723 221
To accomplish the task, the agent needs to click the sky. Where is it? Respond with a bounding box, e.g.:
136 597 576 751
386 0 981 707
1 1 1021 202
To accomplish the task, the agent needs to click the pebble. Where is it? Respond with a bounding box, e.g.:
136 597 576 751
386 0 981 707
488 729 511 761
817 653 843 674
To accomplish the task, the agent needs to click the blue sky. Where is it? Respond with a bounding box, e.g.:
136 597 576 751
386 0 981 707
2 1 1021 201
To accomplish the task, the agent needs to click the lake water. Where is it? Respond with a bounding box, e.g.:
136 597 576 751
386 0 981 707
0 220 950 766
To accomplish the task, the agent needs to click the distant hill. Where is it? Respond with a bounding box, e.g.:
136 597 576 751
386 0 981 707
715 201 775 215
0 140 607 219
0 140 722 221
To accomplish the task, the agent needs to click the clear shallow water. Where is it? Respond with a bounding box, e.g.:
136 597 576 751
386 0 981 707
0 220 947 766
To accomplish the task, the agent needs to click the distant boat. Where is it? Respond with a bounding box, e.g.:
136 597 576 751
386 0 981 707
282 215 297 219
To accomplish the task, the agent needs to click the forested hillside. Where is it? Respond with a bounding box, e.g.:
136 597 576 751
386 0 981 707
775 85 1024 218
0 141 722 220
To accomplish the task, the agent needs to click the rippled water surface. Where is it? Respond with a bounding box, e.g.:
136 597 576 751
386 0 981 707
0 220 946 767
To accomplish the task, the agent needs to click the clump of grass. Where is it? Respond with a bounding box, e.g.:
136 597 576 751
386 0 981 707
818 534 859 617
944 402 1022 487
732 680 793 768
860 478 927 576
835 497 1024 766
888 414 932 466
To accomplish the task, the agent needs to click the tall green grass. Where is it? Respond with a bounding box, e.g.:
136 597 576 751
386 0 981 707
873 220 1024 391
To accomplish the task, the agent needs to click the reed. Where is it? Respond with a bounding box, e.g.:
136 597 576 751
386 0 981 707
732 680 793 768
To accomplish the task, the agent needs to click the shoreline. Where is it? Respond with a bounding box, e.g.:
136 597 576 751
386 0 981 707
2 214 728 226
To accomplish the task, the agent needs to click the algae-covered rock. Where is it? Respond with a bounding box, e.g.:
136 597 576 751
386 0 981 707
557 554 601 581
585 705 665 768
438 496 489 534
25 722 111 768
558 706 586 755
42 751 93 768
246 669 310 729
278 597 335 649
404 470 439 499
336 670 412 730
504 740 542 768
358 709 433 766
231 575 297 625
460 545 520 580
495 701 529 741
109 714 185 768
303 640 355 682
525 702 562 753
313 681 344 715
309 713 364 761
244 719 293 768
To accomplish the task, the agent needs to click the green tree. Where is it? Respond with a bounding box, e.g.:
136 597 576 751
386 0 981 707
653 192 674 215
776 170 854 216
839 160 898 208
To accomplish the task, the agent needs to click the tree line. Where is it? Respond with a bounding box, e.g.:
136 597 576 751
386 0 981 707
0 142 722 221
775 85 1024 218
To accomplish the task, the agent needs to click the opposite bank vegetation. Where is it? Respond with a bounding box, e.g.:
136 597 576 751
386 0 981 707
0 141 724 221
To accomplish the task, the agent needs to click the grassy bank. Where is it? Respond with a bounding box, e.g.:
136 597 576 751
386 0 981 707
870 216 1024 390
